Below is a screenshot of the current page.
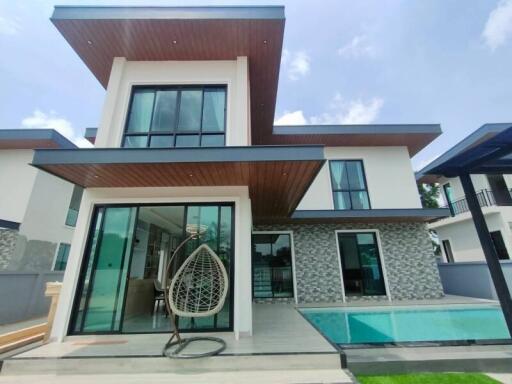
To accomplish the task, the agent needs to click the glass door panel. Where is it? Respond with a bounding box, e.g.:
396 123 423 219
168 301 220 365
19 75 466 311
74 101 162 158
337 232 386 297
73 207 137 333
178 205 232 331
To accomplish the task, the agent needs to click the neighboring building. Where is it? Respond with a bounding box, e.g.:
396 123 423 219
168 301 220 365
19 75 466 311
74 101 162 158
416 123 512 263
34 5 448 342
0 129 82 272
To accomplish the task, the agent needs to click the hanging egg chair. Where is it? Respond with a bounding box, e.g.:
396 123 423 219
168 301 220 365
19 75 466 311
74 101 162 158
162 224 229 358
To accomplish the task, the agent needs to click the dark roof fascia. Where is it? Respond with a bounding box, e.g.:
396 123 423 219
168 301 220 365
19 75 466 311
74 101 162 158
0 129 76 149
84 127 97 143
32 145 325 166
273 124 441 136
291 208 450 220
0 219 20 230
51 5 285 21
415 123 512 181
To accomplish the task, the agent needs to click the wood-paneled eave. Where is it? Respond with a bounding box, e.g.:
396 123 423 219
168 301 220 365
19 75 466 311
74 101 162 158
31 145 325 220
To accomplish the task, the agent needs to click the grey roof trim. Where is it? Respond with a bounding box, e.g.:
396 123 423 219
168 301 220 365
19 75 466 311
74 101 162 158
291 208 450 219
84 127 97 139
52 5 285 21
415 123 512 181
273 124 441 135
0 219 20 230
0 129 76 149
32 145 325 166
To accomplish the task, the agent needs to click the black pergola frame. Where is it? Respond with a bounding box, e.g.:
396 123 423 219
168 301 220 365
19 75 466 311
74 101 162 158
425 124 512 337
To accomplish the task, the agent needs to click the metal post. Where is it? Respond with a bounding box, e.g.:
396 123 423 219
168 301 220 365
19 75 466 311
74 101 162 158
460 173 512 337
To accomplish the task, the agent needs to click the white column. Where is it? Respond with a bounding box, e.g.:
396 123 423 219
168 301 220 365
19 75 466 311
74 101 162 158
96 57 126 148
50 192 94 341
234 194 253 338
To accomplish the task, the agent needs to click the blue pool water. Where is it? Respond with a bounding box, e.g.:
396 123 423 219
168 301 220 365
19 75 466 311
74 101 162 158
301 306 510 345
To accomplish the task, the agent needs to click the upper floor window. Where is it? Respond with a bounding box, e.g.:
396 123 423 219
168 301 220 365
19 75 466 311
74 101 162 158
123 85 227 148
329 160 370 210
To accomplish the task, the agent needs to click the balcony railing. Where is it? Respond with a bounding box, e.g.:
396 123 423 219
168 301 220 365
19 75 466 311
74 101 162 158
442 189 512 217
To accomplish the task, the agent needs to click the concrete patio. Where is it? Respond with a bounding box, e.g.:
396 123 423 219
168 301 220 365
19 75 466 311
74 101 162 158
0 303 353 383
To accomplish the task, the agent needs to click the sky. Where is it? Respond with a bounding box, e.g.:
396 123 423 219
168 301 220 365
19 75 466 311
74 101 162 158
1 0 512 169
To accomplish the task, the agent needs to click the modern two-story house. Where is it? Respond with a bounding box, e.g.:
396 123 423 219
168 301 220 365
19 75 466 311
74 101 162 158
33 5 449 342
0 129 82 272
417 123 512 263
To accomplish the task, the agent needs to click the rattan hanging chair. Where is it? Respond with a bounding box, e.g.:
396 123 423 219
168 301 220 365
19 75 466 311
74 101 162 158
162 224 229 358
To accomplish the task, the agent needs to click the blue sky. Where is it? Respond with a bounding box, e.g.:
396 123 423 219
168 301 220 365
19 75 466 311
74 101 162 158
1 0 511 169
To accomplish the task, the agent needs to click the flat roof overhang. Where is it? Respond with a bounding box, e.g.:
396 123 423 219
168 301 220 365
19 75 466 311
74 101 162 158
255 208 450 224
0 129 76 150
31 145 325 219
416 123 512 183
270 124 442 156
51 6 285 146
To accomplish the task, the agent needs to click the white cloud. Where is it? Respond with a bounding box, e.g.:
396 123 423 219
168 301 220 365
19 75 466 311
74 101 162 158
310 93 384 125
337 35 376 59
482 0 512 50
275 93 384 126
274 110 307 125
281 49 311 81
0 15 21 35
21 109 93 148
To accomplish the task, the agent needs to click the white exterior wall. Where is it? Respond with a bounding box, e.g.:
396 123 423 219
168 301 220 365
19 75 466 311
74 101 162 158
434 209 512 262
51 186 253 341
18 171 75 246
439 175 490 205
0 150 38 223
298 146 422 210
95 57 251 148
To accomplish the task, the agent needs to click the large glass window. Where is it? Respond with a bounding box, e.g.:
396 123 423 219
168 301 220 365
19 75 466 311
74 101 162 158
330 160 370 210
70 203 234 335
337 232 386 296
123 86 226 148
252 233 294 299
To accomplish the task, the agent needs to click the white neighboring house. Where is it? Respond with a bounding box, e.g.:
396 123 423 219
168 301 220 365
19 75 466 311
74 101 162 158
416 123 512 263
0 129 83 272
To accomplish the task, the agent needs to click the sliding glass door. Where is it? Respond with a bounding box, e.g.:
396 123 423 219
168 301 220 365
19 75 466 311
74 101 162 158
71 207 137 333
337 232 386 297
69 203 234 335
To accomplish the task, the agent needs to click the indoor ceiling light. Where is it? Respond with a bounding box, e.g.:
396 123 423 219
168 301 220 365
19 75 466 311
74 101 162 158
87 40 93 45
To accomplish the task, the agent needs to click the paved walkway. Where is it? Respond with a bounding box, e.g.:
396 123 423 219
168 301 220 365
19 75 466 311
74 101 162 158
0 369 353 383
488 373 512 383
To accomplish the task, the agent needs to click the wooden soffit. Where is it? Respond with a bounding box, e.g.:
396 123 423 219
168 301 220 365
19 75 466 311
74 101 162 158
51 6 285 146
32 146 324 219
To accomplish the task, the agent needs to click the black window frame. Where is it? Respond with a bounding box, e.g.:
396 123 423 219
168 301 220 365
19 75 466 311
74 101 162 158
122 85 228 148
251 232 294 299
442 239 454 263
337 231 386 297
490 230 510 260
329 160 371 210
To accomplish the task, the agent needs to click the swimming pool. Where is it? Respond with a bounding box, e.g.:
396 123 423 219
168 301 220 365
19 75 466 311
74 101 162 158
300 306 510 346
